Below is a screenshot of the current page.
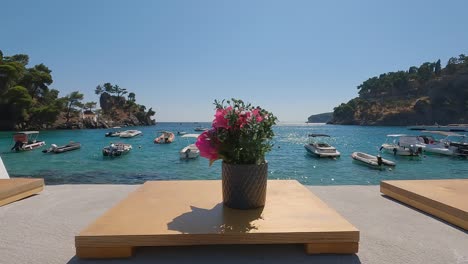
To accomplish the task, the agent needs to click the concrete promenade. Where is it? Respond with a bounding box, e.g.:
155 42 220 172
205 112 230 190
0 184 467 264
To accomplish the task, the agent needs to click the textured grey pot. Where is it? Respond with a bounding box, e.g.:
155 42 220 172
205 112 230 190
221 161 268 210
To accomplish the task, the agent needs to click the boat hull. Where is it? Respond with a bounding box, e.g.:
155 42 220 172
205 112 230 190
352 152 395 169
179 144 200 159
304 144 340 158
380 144 421 156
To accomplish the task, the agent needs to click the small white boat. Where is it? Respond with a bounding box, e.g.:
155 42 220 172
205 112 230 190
119 130 142 138
102 143 132 157
42 142 81 154
194 126 209 132
304 134 340 158
11 131 45 152
179 134 200 159
154 131 175 144
380 134 423 156
352 152 396 169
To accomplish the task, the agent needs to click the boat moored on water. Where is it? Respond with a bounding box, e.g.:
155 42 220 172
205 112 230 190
420 131 468 156
105 127 122 137
351 152 396 169
380 134 424 156
179 134 200 159
102 143 132 157
119 130 142 138
194 126 209 132
154 131 175 144
11 131 45 152
304 134 340 158
42 142 81 154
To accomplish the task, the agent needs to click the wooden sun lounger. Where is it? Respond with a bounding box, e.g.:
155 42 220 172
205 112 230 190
381 179 468 230
0 178 45 207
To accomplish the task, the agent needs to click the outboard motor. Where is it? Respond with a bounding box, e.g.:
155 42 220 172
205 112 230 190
377 155 383 166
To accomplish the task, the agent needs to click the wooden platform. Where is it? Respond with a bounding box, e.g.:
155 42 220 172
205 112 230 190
75 180 359 259
0 178 45 207
381 179 468 230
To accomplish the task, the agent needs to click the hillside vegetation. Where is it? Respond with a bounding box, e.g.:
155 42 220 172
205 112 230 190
0 50 155 130
330 54 468 125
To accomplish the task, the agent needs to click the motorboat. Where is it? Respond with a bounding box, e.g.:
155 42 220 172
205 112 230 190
420 131 468 156
304 134 340 158
380 134 423 156
177 131 188 136
102 143 132 157
11 131 45 152
351 152 396 169
154 131 175 144
194 126 209 132
105 127 122 137
42 142 81 154
119 130 142 138
179 134 200 159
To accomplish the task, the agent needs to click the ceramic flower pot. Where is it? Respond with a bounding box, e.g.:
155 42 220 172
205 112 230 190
221 161 268 209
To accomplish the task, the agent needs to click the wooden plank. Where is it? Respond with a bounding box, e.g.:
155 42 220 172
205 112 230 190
0 178 44 207
381 179 468 230
76 247 134 259
76 180 359 258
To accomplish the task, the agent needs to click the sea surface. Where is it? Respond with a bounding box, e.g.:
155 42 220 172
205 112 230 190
1 123 467 185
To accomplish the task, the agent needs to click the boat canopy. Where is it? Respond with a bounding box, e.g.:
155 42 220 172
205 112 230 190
181 134 200 138
308 134 330 137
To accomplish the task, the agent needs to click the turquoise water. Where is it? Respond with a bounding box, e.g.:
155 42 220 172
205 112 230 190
1 123 467 185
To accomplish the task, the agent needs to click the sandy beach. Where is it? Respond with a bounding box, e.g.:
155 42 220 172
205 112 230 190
0 184 467 264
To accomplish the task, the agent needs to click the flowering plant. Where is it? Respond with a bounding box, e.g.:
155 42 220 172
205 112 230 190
196 99 277 165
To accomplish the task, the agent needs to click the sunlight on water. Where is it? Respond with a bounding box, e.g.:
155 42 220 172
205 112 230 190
1 123 467 185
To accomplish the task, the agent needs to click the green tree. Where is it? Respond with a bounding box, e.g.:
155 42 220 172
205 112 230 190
83 101 97 112
63 91 84 124
3 86 33 125
434 59 441 76
128 92 136 102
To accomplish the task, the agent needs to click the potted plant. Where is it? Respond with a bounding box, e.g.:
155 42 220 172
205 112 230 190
196 99 277 209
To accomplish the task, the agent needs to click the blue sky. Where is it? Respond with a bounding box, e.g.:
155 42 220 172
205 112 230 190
2 0 467 122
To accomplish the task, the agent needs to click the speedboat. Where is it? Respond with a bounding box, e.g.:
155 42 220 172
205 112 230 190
119 130 142 138
194 126 209 132
179 134 200 159
380 134 423 156
351 152 396 169
10 131 45 152
154 131 175 144
304 134 340 158
102 143 132 157
105 127 122 137
420 131 468 156
42 142 81 154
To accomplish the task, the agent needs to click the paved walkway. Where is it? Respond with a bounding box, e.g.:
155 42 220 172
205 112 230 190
0 184 466 264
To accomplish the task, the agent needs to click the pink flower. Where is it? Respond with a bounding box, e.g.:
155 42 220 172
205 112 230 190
237 110 251 128
212 107 232 129
251 108 263 122
196 130 219 165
